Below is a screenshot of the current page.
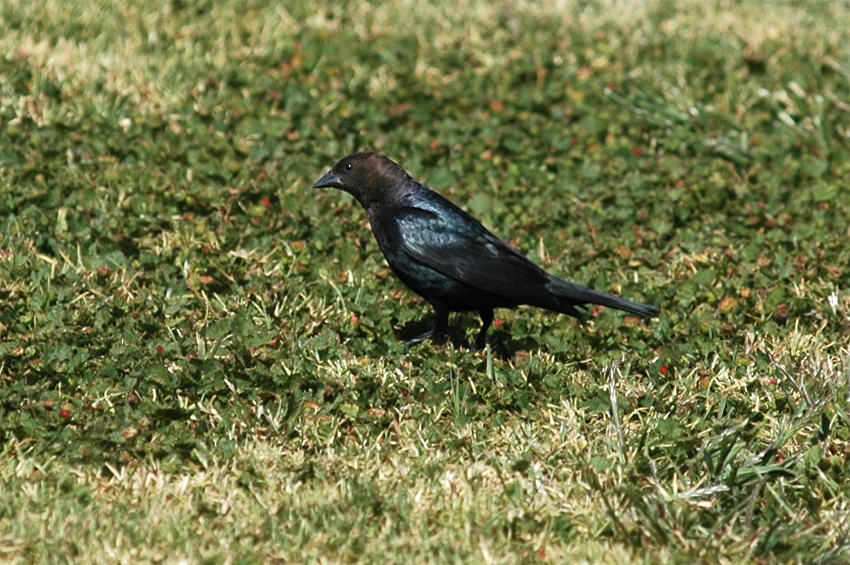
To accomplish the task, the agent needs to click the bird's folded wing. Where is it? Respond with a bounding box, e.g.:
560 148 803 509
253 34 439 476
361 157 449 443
395 207 549 301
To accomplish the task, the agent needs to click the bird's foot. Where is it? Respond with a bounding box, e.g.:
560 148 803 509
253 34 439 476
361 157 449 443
470 336 488 352
405 329 445 348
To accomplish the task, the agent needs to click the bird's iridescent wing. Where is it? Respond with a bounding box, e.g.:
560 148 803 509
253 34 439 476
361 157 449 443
395 205 551 302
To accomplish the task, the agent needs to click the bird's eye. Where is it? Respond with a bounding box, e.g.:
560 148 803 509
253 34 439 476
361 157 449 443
343 162 354 172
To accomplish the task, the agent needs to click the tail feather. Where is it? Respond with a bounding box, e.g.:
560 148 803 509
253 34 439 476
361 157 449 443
547 278 660 319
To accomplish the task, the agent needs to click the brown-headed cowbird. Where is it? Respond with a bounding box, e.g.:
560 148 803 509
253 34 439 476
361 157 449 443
314 152 660 349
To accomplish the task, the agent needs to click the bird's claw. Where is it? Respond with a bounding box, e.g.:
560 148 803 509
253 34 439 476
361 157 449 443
405 329 443 348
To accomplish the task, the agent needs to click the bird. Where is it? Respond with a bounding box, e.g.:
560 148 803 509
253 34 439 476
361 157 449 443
313 152 660 350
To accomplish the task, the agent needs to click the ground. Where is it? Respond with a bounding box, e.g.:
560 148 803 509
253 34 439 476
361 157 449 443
1 0 849 562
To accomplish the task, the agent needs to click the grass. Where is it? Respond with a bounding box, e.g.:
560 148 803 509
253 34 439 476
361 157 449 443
1 0 850 562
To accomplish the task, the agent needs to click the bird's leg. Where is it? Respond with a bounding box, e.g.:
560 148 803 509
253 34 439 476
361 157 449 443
406 304 449 347
472 309 494 351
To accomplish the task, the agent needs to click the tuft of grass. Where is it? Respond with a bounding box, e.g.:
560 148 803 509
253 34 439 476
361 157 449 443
1 0 850 562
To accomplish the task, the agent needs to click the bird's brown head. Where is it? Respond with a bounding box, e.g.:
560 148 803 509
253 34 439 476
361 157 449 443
313 152 410 210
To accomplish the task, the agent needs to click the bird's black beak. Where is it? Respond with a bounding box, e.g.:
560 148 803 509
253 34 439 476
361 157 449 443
313 170 343 189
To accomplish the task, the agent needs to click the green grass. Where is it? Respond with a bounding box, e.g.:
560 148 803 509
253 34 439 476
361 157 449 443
2 0 850 562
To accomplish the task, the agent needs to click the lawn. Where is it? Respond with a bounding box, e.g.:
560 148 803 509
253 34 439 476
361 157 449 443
1 0 849 562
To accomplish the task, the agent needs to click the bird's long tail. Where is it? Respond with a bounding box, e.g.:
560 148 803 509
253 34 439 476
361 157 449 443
546 278 660 319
